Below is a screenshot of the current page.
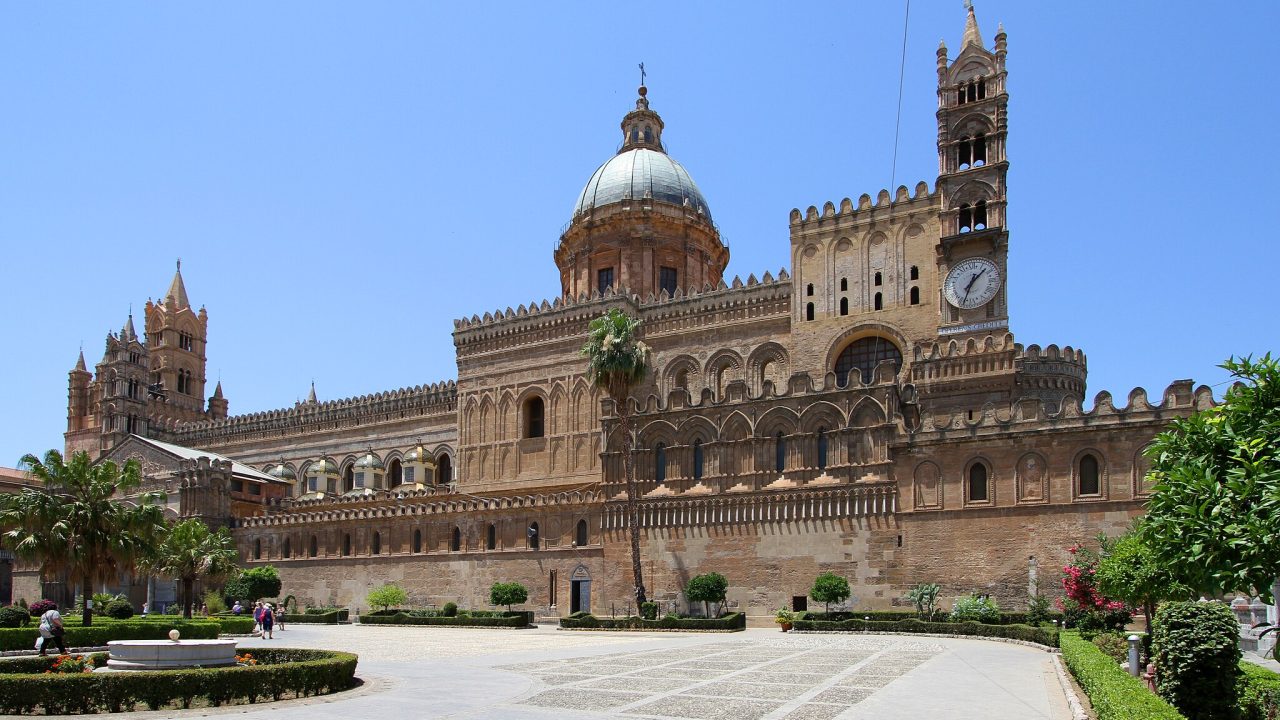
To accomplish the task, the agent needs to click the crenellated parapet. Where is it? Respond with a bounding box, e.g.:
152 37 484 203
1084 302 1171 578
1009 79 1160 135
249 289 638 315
914 378 1214 438
789 182 937 233
166 381 457 445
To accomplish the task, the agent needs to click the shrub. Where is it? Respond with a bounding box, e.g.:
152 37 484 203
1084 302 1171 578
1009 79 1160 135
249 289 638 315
1239 661 1280 720
360 611 533 628
104 599 135 620
0 607 30 629
1060 632 1183 720
685 573 729 617
365 584 408 613
223 566 282 605
165 603 182 615
489 582 528 611
1090 632 1130 664
810 572 851 614
0 648 357 714
1026 592 1052 627
441 602 458 617
202 591 227 615
1153 601 1241 720
280 610 346 624
560 612 746 632
640 601 658 620
949 594 1000 624
0 620 222 652
789 616 1058 647
28 600 57 616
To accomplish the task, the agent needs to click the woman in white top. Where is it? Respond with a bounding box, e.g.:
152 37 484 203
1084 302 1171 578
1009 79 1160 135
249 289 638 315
38 608 67 656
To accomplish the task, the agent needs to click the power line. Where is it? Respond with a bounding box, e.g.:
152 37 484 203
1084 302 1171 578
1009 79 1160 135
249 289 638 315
888 0 911 204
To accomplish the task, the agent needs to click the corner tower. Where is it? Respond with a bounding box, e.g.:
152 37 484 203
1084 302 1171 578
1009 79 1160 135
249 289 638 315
935 5 1010 335
555 84 728 299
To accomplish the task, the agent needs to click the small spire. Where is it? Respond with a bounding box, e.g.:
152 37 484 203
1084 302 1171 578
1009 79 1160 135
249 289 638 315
962 1 985 49
165 259 191 309
306 381 317 404
212 380 224 399
122 309 137 342
74 348 87 372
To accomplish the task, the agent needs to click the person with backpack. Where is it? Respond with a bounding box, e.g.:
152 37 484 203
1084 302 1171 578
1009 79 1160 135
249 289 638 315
38 607 67 656
260 603 275 640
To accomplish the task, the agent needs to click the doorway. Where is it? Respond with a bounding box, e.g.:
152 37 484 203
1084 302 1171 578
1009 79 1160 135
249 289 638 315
569 564 591 614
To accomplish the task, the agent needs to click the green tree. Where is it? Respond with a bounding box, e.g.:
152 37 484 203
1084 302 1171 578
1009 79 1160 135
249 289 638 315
0 450 165 626
222 565 282 606
365 583 408 613
147 519 239 619
582 308 651 604
685 573 729 618
904 582 941 620
489 582 528 611
1142 354 1280 600
1095 525 1192 636
810 572 851 614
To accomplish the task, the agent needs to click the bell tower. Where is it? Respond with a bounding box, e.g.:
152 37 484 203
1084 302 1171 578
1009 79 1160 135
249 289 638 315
144 261 212 422
935 4 1010 335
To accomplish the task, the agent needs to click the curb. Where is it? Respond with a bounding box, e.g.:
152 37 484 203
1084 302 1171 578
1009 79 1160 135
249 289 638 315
1051 654 1090 720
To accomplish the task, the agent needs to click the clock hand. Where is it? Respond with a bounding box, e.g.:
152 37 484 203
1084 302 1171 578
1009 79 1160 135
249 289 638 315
963 268 987 293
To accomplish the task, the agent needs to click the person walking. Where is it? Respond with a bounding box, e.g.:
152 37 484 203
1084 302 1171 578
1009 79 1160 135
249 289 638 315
252 601 264 636
37 607 67 656
260 603 275 640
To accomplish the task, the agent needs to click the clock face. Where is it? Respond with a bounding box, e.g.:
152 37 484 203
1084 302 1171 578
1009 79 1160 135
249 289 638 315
943 257 1001 310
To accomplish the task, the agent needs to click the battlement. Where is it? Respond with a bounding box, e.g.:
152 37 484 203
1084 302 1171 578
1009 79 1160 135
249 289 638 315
916 379 1212 437
166 381 457 444
790 182 936 232
239 486 603 528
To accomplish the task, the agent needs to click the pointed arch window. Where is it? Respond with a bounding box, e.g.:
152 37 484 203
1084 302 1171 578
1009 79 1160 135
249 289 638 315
1079 454 1101 496
973 200 988 230
840 278 848 292
840 298 849 316
487 523 497 550
437 455 452 485
527 522 540 550
775 431 786 473
910 287 920 305
412 529 423 553
342 534 351 557
372 532 381 555
834 337 902 386
451 527 461 552
910 266 919 281
874 293 883 311
253 539 261 561
524 396 545 438
655 442 667 483
309 535 318 558
693 439 704 481
575 519 588 547
958 204 973 233
806 303 814 321
968 462 989 502
874 271 882 287
817 428 829 469
282 537 291 559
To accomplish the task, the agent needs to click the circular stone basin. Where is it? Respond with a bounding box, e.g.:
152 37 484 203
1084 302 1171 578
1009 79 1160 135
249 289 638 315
105 639 239 670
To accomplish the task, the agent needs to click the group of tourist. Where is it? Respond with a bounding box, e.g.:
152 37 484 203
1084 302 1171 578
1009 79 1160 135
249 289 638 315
231 600 283 639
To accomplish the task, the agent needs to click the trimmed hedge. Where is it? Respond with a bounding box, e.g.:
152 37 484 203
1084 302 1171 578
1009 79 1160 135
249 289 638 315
800 610 1065 626
790 617 1058 647
360 611 533 628
1152 601 1241 720
1239 662 1280 720
0 621 222 652
1060 631 1184 720
0 648 357 714
280 609 348 624
559 612 747 632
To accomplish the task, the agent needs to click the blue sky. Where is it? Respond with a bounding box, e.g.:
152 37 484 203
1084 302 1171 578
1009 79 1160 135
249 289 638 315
2 1 1276 465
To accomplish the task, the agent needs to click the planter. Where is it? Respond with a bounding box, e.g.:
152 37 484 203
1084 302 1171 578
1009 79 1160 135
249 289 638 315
779 622 793 632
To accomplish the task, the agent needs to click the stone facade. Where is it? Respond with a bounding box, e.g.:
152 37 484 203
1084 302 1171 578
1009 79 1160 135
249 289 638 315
63 8 1208 619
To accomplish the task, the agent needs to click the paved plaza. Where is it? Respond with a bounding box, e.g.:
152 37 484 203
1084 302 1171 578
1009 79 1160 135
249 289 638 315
101 625 1075 720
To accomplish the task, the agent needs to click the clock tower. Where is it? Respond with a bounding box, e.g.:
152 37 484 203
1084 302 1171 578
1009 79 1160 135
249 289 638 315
935 4 1010 336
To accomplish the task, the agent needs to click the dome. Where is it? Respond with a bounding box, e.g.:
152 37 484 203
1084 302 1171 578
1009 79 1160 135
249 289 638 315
573 148 712 222
268 463 296 481
308 458 337 476
354 452 384 470
405 445 435 465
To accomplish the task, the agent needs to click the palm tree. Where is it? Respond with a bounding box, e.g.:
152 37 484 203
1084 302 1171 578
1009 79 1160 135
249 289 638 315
0 450 166 625
582 308 651 605
146 519 239 619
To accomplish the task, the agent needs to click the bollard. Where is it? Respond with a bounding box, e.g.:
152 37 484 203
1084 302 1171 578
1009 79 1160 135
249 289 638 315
1128 634 1141 677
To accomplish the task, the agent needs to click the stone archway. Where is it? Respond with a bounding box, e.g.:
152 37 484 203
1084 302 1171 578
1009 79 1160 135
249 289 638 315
569 564 591 615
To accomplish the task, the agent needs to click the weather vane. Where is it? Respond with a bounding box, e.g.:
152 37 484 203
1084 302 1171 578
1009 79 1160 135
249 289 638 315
964 0 973 11
639 62 646 86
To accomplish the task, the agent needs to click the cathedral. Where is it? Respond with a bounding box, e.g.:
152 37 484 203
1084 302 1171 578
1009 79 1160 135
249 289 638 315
43 7 1211 618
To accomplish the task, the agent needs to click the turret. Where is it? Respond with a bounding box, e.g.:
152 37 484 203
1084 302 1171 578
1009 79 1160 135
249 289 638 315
208 380 229 420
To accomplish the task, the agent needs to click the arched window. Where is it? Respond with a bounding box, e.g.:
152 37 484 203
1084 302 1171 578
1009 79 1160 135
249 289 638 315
451 527 461 552
253 539 261 560
968 463 989 502
972 134 987 166
487 524 497 550
839 297 848 316
372 532 381 555
874 271 883 287
388 459 402 487
309 535 318 558
874 293 883 311
412 529 422 554
909 287 920 305
575 519 588 547
283 538 291 559
806 303 814 321
527 522 540 550
840 278 848 292
524 397 545 438
974 200 988 230
655 442 667 483
1079 454 1101 495
342 534 351 557
693 439 704 480
344 466 354 493
775 431 786 473
910 265 919 281
958 136 972 169
643 126 653 143
958 204 973 233
806 283 814 296
817 428 828 469
834 337 903 386
437 455 452 485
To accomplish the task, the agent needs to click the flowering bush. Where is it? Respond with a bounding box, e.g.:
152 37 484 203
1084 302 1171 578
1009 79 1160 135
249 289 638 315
236 652 258 666
27 600 57 616
1060 542 1131 638
45 654 93 674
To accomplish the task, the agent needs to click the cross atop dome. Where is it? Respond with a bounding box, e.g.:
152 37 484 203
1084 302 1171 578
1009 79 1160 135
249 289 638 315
619 71 665 153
